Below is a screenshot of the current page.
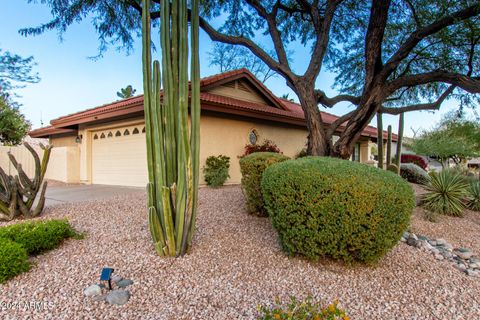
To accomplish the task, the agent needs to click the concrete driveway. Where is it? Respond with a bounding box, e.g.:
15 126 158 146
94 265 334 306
45 184 145 207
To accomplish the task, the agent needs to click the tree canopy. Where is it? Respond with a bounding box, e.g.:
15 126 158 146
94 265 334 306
117 85 137 99
0 95 31 146
412 113 480 165
0 49 39 95
20 0 480 157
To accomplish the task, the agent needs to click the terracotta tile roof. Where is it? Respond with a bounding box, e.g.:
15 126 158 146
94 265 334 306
30 69 397 141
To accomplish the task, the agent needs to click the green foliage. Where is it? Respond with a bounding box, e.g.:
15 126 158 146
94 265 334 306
412 114 480 165
257 296 349 320
262 157 415 263
0 238 30 284
295 148 308 159
467 181 480 211
116 85 136 99
239 152 289 216
203 155 230 187
0 95 31 145
0 49 39 93
244 140 281 156
423 170 469 217
400 163 431 185
0 219 78 255
386 164 398 173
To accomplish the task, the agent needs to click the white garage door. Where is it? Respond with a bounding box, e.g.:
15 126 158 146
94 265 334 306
91 124 148 187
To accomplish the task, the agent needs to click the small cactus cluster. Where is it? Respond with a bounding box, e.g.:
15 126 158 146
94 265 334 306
377 112 404 175
0 142 52 221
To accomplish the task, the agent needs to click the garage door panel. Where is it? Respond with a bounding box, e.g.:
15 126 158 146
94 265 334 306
92 125 148 187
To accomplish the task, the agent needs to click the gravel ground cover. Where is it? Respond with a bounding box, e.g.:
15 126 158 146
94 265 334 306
0 185 479 319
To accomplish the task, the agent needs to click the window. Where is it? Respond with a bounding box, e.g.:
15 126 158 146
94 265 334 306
100 133 106 139
107 132 113 138
115 131 121 137
132 128 139 134
142 127 146 133
351 143 361 162
93 134 99 140
124 129 130 136
249 129 258 145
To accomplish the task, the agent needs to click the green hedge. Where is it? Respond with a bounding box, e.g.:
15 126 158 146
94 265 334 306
0 238 30 283
262 156 415 263
0 219 78 256
239 152 289 216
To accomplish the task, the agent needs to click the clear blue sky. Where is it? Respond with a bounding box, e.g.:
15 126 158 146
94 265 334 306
1 1 465 137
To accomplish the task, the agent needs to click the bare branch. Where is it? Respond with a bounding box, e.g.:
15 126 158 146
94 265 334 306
315 89 360 107
382 4 480 78
380 85 456 114
327 109 357 136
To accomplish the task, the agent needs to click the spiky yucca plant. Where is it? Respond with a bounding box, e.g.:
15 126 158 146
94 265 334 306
142 0 200 256
467 181 480 211
422 170 469 217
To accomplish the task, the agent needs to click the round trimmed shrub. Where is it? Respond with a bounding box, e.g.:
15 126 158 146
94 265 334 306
239 152 290 216
261 156 415 263
0 238 30 283
400 163 431 185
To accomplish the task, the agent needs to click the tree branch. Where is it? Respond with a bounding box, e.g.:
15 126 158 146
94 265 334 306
327 109 357 136
380 85 456 114
382 4 480 78
315 89 360 108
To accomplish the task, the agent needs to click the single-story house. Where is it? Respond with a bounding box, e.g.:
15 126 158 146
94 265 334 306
30 68 397 187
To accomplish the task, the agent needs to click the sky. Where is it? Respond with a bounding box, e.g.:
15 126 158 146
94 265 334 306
1 1 470 137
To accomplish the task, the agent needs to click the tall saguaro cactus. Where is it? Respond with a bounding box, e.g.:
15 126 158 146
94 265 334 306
386 125 392 166
376 112 384 169
395 113 405 173
142 0 200 256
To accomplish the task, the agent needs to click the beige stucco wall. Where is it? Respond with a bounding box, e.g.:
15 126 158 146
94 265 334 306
199 113 307 184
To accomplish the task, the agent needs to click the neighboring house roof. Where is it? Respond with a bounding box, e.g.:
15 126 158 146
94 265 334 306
29 68 397 141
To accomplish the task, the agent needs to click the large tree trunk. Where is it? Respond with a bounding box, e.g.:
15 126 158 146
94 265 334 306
293 83 331 156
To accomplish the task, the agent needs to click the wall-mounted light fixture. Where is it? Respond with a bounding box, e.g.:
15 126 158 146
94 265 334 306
75 135 83 143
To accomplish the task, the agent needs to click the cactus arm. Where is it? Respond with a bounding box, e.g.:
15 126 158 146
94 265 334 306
386 125 392 166
395 113 405 174
30 181 48 217
24 142 41 187
376 112 384 169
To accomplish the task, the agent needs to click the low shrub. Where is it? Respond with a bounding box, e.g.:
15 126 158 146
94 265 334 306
422 170 469 217
257 296 349 320
401 154 428 170
239 152 290 216
262 157 415 263
400 163 431 185
467 181 480 211
0 238 30 284
244 140 281 156
0 219 79 255
295 148 308 159
386 164 399 174
203 155 230 187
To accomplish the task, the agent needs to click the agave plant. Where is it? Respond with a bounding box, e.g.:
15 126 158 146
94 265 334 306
422 170 469 217
142 0 200 256
467 181 480 211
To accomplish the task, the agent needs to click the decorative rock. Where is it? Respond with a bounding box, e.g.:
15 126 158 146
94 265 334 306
106 290 130 305
454 264 467 272
430 248 440 255
428 240 437 246
111 275 123 283
469 262 480 269
84 284 102 297
407 237 418 247
117 279 134 288
434 254 444 261
410 233 418 241
466 269 480 277
454 249 473 260
436 238 447 246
